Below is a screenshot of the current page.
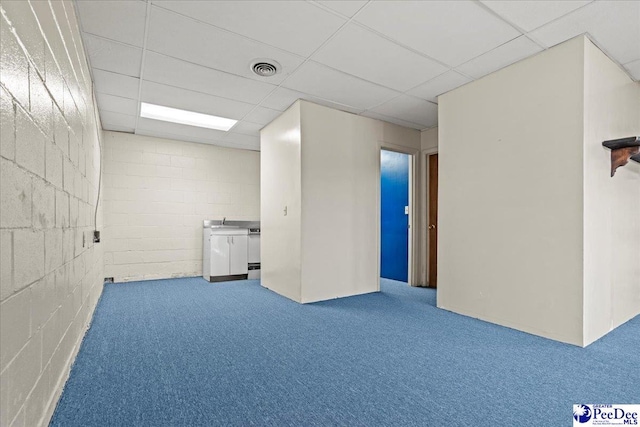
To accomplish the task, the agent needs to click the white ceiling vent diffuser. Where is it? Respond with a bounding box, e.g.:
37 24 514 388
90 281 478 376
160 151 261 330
250 59 281 77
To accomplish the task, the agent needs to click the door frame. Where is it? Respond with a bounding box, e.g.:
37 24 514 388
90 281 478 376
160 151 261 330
423 148 438 288
377 144 419 289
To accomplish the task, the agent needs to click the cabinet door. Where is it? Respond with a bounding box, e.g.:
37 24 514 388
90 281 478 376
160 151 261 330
202 231 211 279
229 235 248 275
210 235 230 276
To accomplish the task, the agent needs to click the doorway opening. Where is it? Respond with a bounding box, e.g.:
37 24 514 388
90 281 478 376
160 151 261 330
380 150 411 283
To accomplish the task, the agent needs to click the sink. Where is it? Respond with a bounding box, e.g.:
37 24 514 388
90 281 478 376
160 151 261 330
210 225 240 229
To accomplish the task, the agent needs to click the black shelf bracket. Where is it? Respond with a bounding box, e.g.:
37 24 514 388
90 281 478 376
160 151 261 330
602 136 640 177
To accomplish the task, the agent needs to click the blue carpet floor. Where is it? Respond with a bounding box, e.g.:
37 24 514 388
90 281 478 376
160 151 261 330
51 278 639 426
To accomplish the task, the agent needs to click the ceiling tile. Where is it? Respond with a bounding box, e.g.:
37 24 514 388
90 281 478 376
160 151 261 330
260 87 363 114
355 0 521 67
137 117 230 141
230 121 264 137
301 99 364 115
76 0 147 47
624 59 640 81
96 93 138 116
408 71 471 103
313 24 448 91
243 107 282 126
140 81 254 121
92 69 140 99
456 36 543 79
369 95 438 128
316 1 369 18
283 61 399 110
83 34 142 77
143 52 276 104
530 1 640 66
359 111 425 131
146 6 304 85
154 1 345 57
136 128 257 150
100 110 137 130
480 1 591 32
259 87 306 111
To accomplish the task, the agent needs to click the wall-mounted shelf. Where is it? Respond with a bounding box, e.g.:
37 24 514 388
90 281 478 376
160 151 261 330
602 136 640 177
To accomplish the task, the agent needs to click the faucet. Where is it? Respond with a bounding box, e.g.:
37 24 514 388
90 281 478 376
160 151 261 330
222 217 226 225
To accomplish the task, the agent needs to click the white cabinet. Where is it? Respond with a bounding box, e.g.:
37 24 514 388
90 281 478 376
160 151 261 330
210 235 232 277
203 228 248 281
228 235 248 275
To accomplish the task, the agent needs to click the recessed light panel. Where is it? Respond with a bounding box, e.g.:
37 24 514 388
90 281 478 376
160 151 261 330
140 102 237 131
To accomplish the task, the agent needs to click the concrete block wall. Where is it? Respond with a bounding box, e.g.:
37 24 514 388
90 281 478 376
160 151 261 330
103 131 260 282
0 1 103 426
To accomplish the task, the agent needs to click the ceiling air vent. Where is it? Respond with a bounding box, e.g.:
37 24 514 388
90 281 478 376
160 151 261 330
250 59 280 77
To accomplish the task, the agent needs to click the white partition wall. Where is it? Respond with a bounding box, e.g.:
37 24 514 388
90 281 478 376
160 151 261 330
300 102 381 303
437 36 640 347
582 40 640 346
261 101 420 303
260 103 303 302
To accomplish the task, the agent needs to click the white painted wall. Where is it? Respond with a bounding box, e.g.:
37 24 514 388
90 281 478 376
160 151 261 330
102 132 260 283
300 102 381 302
261 101 420 303
437 37 586 346
583 40 640 346
438 36 640 347
421 127 438 152
0 2 103 425
260 103 302 302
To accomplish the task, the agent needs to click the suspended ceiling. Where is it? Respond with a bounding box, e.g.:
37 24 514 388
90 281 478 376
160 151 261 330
76 0 640 151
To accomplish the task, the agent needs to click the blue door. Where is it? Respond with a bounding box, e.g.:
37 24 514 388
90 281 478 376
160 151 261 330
380 150 409 282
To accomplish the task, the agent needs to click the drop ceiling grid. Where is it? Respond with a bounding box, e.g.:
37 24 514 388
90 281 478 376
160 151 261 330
132 0 151 135
144 0 347 134
76 0 147 47
146 4 306 85
134 0 364 147
154 0 348 58
87 0 528 131
82 34 143 77
312 0 370 20
479 0 640 79
79 1 464 134
478 0 595 34
79 0 444 135
210 0 400 137
76 0 639 149
175 0 452 130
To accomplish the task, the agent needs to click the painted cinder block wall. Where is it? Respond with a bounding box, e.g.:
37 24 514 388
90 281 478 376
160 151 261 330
102 131 260 283
0 1 104 426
